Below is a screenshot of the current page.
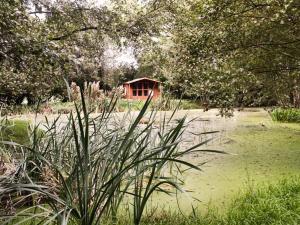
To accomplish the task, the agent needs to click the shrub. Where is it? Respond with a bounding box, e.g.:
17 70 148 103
271 108 300 123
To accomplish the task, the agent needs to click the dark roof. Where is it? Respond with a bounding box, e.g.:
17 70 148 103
124 77 160 84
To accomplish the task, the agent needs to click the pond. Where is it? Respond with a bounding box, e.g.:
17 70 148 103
147 109 300 213
6 108 300 214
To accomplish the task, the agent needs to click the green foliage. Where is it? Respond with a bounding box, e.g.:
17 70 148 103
0 120 30 146
0 119 45 163
1 0 300 109
226 178 300 225
139 0 300 108
116 99 147 111
0 0 180 104
0 119 29 163
0 0 66 103
271 108 300 123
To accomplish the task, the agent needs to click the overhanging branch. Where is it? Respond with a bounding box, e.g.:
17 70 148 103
50 26 99 41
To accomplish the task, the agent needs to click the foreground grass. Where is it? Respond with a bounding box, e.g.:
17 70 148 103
226 178 300 225
0 96 206 225
111 177 300 225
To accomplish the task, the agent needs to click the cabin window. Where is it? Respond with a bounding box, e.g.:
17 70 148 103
131 80 156 97
149 83 154 89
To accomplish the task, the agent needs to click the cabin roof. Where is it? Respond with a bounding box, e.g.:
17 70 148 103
124 77 160 84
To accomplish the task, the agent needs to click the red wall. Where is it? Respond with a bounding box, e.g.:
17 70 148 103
123 80 160 100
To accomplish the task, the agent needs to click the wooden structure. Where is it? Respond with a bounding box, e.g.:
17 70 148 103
123 77 161 100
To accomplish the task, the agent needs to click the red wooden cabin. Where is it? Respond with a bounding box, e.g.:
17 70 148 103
123 77 161 100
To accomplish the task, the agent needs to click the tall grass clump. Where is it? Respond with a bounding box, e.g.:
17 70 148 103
226 177 300 225
271 108 300 123
0 87 220 225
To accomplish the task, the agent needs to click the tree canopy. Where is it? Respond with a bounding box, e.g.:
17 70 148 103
1 0 299 108
143 0 300 108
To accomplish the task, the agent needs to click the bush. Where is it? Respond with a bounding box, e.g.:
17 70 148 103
271 108 300 123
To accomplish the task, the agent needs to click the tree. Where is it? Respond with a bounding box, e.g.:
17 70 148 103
0 0 66 103
141 0 300 108
0 0 181 104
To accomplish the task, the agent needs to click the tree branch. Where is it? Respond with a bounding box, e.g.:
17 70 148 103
29 11 52 14
248 66 300 74
50 26 99 41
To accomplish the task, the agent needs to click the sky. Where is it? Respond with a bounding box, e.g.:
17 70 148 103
103 46 138 68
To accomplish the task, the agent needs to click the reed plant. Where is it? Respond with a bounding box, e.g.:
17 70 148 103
0 87 220 225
